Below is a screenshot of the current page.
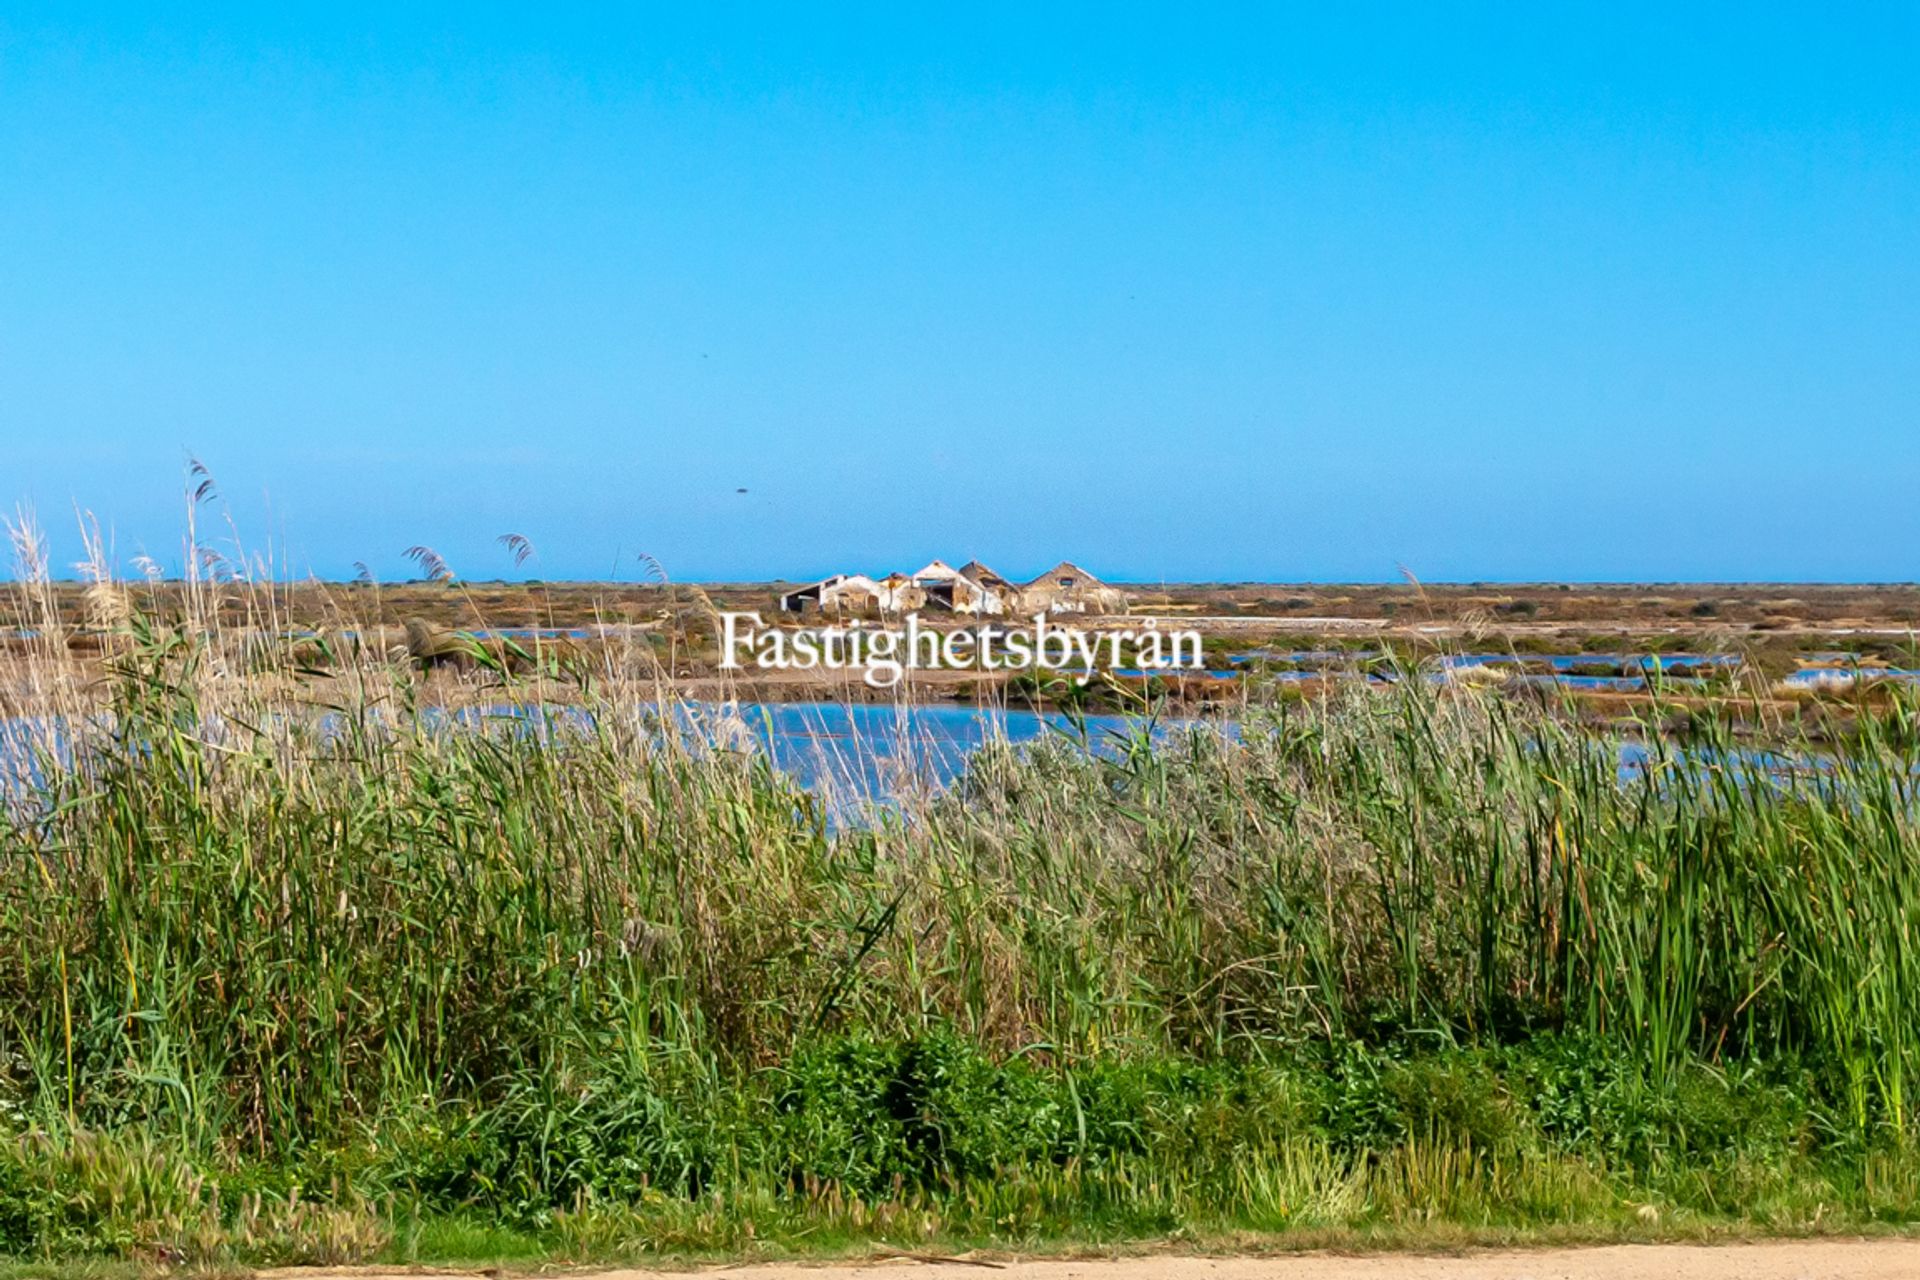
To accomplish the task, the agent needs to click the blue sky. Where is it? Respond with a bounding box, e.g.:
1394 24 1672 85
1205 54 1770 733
2 5 1915 583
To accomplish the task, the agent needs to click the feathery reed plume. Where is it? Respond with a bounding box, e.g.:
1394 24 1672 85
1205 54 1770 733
353 560 375 586
187 456 218 507
403 545 454 583
497 533 536 569
196 545 240 582
6 504 50 584
72 510 130 633
5 505 59 638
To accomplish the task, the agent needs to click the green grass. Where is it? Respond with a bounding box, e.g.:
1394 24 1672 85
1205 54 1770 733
4 609 1920 1266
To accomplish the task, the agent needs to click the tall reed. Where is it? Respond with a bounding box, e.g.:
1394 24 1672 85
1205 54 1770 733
4 509 1920 1252
3 604 1918 1148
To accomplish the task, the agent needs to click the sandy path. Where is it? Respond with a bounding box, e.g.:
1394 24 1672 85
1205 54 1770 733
279 1239 1920 1280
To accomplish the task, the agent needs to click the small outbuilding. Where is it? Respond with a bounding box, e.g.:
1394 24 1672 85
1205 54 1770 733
876 572 926 614
1020 561 1129 615
779 573 883 614
908 559 1006 615
786 558 1124 616
957 560 1020 609
819 574 883 612
778 574 846 613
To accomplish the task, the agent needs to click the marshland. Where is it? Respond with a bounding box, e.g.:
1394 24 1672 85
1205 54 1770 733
3 514 1920 1268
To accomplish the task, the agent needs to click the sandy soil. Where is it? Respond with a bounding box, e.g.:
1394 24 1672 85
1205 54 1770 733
277 1239 1920 1280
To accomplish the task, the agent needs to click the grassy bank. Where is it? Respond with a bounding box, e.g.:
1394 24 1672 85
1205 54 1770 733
4 600 1920 1266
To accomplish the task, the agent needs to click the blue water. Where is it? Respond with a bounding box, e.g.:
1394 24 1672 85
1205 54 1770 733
1435 652 1739 672
711 701 1185 801
389 699 1192 811
2 699 1890 828
1781 666 1920 689
446 701 1853 805
1227 650 1741 691
1516 674 1673 692
478 627 594 640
